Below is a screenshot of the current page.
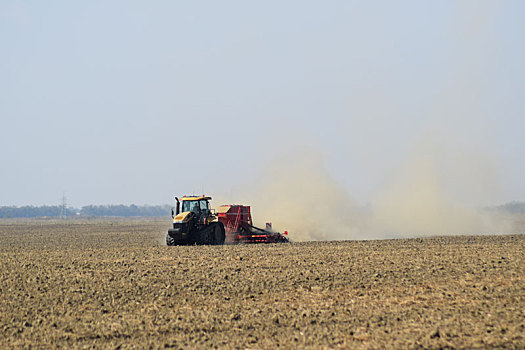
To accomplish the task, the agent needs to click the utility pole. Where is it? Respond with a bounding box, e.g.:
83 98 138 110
59 193 67 219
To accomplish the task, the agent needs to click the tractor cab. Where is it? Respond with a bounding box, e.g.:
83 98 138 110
181 197 210 215
172 196 215 225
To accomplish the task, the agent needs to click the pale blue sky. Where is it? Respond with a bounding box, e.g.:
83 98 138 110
1 1 524 207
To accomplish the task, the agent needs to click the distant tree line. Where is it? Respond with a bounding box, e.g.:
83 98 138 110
79 205 171 217
492 201 525 214
0 204 171 218
0 205 75 218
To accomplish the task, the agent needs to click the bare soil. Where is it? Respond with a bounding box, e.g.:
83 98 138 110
0 218 523 349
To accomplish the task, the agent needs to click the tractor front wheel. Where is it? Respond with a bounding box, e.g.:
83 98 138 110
166 234 176 246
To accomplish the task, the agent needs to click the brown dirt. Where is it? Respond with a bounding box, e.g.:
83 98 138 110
0 218 523 349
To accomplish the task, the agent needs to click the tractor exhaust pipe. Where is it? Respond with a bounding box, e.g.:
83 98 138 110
171 197 180 218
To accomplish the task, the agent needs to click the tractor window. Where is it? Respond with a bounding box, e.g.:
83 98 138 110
199 200 209 211
182 201 198 213
181 200 208 213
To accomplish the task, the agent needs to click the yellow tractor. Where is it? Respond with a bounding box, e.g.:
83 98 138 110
166 195 226 246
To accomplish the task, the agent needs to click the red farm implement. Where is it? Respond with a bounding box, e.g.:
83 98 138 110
216 205 289 244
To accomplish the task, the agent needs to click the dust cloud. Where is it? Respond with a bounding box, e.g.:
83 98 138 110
229 139 515 242
213 2 516 241
371 135 510 239
239 2 516 242
236 152 368 242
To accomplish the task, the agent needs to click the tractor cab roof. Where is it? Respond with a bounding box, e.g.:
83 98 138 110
180 195 212 201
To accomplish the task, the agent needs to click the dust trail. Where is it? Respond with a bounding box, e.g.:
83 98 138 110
237 2 514 241
370 134 510 238
237 151 368 241
211 2 515 241
228 137 514 242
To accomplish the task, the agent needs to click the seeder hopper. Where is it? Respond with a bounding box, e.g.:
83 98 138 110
216 205 289 244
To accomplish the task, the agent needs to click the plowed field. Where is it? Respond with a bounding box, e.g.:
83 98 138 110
0 219 523 349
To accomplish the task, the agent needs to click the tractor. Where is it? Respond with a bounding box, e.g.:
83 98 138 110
166 196 225 246
166 195 289 245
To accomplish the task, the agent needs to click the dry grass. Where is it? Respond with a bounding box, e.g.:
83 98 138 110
0 218 523 349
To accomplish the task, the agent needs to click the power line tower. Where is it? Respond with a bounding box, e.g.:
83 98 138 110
59 193 67 219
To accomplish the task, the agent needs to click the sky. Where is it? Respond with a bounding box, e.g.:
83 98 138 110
1 1 524 209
